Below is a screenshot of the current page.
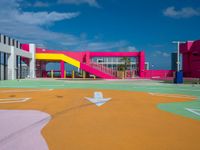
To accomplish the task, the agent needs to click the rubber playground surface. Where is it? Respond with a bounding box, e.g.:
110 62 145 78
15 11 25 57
0 79 200 150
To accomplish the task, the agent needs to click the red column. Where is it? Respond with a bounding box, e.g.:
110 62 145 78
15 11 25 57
86 50 90 65
60 61 65 78
139 51 145 77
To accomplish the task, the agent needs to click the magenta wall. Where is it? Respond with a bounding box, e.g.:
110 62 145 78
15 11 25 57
89 52 140 57
21 44 29 52
144 70 174 78
35 48 145 69
180 40 200 78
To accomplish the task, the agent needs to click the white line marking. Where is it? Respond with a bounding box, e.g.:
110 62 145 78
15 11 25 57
85 92 111 107
0 85 65 88
149 92 195 99
0 98 31 104
185 108 200 116
39 85 64 87
145 87 200 92
0 89 53 93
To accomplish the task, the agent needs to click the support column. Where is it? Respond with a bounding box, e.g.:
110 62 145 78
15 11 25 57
16 55 19 79
139 51 145 77
8 46 16 80
4 53 7 80
0 52 1 80
29 44 36 78
60 61 65 78
86 50 90 65
20 56 22 79
42 61 47 78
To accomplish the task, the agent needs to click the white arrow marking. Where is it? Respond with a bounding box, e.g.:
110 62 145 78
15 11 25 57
185 108 200 116
0 98 31 104
85 92 111 107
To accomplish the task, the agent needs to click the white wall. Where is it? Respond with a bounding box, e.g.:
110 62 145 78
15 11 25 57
0 34 34 80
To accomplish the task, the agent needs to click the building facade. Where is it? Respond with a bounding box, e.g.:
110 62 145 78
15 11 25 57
0 34 34 80
1 34 176 80
180 40 200 78
21 44 146 79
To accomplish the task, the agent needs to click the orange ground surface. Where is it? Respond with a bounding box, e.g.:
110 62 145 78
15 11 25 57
0 88 200 150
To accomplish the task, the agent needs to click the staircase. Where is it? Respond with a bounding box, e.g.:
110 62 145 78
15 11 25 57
80 62 117 79
90 62 117 78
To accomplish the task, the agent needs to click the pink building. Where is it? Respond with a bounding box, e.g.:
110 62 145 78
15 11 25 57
180 40 200 78
22 44 146 79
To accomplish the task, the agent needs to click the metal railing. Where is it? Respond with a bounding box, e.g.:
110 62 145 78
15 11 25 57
90 62 117 77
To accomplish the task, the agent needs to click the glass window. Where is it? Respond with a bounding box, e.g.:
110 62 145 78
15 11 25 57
92 57 97 62
107 57 112 62
97 58 103 63
1 52 4 64
4 35 6 44
16 41 19 48
113 57 117 62
12 39 15 46
8 37 11 45
4 53 8 65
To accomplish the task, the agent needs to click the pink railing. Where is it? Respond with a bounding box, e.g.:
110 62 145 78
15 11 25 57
90 62 117 77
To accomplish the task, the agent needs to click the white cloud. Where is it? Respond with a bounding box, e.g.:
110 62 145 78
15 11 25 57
153 51 170 57
163 52 170 57
14 11 80 25
0 0 129 51
127 46 137 52
0 0 81 47
118 46 138 52
58 0 100 7
33 1 50 7
75 40 129 51
163 6 200 18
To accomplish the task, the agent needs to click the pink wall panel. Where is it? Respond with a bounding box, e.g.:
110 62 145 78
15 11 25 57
144 70 174 78
180 40 200 78
90 52 140 57
21 44 29 52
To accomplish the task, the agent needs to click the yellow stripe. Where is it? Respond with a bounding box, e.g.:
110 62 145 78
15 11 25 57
36 53 80 68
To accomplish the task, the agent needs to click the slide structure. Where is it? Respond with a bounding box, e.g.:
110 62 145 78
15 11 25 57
36 52 117 79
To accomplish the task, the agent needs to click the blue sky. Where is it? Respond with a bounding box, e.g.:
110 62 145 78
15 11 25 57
0 0 200 69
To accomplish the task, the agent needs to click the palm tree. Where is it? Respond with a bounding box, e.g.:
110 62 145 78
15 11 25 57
118 57 131 78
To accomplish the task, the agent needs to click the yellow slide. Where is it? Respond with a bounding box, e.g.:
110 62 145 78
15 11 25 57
36 53 80 68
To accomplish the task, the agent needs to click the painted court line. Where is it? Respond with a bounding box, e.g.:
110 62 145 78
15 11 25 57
39 85 64 87
149 93 195 99
0 89 53 93
185 108 200 116
141 86 200 92
0 98 31 104
0 84 63 88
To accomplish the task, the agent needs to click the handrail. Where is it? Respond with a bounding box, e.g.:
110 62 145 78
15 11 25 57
90 62 117 77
